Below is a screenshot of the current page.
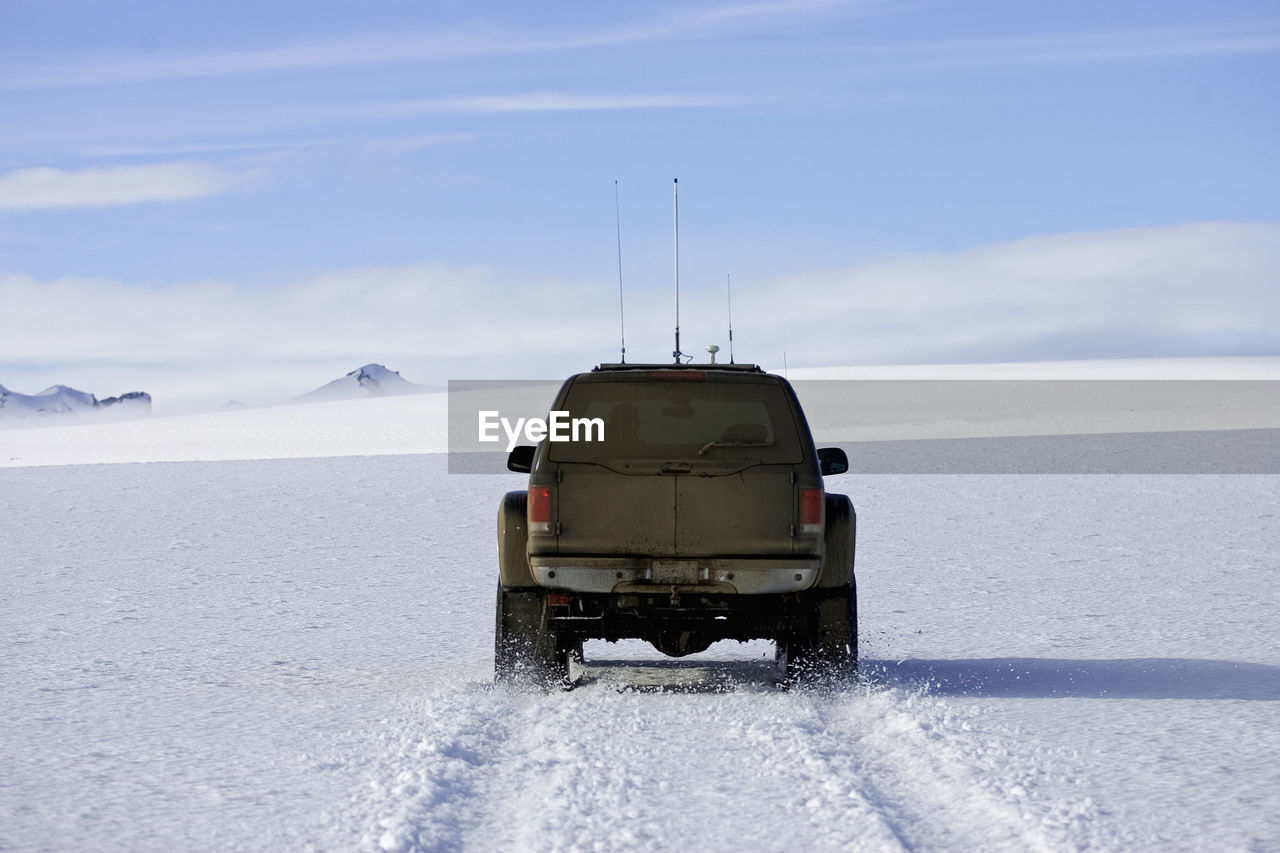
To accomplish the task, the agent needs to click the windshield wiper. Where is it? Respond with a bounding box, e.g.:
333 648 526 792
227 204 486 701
697 440 772 456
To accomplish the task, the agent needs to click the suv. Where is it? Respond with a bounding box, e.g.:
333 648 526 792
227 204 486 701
494 363 855 686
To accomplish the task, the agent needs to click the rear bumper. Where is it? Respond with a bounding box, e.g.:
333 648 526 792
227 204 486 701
528 555 821 594
541 586 849 644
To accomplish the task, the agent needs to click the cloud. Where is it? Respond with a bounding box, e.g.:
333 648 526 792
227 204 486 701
720 222 1280 367
4 6 1275 94
0 0 859 91
0 264 620 411
851 20 1280 72
360 91 750 119
0 88 764 157
358 132 480 155
1 222 1277 411
0 163 241 211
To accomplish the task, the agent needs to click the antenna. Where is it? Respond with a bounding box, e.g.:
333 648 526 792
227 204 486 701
726 273 735 364
783 350 789 379
672 178 684 364
615 180 625 364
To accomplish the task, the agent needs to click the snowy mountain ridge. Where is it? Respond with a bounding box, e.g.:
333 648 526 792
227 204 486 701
288 363 431 404
0 382 151 420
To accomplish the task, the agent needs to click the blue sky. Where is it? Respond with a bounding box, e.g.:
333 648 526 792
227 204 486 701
2 1 1278 410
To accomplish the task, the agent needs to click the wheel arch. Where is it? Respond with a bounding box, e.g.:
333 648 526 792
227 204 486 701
817 492 855 588
498 489 537 587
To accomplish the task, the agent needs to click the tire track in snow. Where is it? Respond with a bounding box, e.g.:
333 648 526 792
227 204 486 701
467 684 911 852
348 683 520 852
460 674 1110 852
348 669 1110 852
813 686 1109 851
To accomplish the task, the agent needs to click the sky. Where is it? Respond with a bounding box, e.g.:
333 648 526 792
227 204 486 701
1 0 1278 412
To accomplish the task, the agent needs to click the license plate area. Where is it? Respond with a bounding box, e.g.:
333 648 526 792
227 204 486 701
651 559 700 585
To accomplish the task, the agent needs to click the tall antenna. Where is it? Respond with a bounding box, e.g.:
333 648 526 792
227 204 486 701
673 178 684 364
615 180 625 364
726 273 735 364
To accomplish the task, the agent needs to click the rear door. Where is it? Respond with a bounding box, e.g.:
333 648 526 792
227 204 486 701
554 463 676 555
675 468 794 555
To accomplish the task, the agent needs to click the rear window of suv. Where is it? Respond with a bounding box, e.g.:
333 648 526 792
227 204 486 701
548 375 805 464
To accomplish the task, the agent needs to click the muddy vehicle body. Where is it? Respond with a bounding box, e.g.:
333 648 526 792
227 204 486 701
495 363 855 686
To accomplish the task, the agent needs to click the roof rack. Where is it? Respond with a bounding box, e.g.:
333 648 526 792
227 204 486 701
592 362 763 373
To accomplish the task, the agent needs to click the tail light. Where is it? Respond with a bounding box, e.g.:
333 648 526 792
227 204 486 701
648 370 705 380
800 487 823 535
528 486 552 534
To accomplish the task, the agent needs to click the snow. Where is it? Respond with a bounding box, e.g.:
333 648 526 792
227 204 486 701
785 355 1280 380
290 363 433 404
1 358 1277 851
0 392 447 467
0 383 99 417
789 355 1280 444
1 382 152 423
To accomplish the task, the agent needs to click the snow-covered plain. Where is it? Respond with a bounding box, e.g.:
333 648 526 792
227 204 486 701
2 362 1278 851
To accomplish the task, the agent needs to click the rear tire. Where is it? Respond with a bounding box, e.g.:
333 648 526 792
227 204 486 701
781 582 857 685
494 584 571 688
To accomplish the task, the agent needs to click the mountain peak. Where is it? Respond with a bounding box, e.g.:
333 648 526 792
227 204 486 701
0 383 151 420
290 364 429 404
349 364 400 386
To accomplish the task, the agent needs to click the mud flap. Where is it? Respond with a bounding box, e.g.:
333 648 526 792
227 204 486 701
494 584 572 688
779 582 858 686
